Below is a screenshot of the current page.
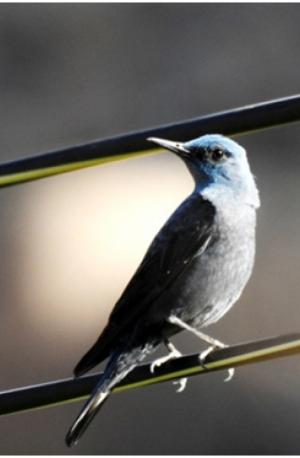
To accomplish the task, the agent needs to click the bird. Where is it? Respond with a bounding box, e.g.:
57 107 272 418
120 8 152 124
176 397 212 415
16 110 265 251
65 133 260 447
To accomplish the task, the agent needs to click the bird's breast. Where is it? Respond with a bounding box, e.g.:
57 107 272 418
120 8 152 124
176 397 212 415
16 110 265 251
173 205 257 327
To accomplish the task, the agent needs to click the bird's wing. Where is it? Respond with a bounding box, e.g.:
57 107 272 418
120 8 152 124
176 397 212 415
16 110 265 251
75 192 216 376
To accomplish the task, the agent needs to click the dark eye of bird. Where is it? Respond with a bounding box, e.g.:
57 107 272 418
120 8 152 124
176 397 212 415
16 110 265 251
210 148 226 163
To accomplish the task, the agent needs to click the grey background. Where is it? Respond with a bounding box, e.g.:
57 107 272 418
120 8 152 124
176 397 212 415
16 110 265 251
0 3 299 454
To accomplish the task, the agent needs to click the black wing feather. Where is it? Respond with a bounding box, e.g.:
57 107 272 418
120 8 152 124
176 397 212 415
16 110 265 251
75 192 215 376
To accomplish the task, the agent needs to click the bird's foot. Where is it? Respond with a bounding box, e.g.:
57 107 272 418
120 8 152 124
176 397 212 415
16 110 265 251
150 347 181 373
199 344 235 383
150 344 188 393
167 316 235 382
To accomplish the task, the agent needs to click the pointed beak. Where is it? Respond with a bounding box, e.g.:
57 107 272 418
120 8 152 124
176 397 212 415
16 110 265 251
147 137 190 157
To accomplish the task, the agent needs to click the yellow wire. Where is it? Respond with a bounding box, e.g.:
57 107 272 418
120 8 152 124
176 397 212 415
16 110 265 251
0 148 161 187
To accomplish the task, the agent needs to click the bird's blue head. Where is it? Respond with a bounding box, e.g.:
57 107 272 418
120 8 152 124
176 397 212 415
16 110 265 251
148 134 260 209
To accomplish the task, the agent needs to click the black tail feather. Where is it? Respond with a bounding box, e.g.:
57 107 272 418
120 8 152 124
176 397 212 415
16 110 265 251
68 341 156 446
66 390 110 447
67 349 135 446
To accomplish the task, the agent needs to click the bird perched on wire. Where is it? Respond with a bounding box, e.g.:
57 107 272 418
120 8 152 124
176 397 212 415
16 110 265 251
66 134 260 447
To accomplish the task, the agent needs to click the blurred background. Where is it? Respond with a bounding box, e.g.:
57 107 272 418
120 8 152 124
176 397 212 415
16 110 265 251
0 3 299 454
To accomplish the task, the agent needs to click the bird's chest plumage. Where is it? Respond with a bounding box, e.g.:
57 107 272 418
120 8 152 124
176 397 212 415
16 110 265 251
173 204 256 327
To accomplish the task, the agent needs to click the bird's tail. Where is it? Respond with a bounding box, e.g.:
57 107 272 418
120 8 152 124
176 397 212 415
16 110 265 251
65 348 141 447
65 386 110 447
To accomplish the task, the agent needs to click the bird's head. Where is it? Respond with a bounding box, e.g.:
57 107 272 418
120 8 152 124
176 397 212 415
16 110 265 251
148 134 260 209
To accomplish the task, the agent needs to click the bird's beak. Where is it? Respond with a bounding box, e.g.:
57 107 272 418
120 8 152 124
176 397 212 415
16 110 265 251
147 137 190 157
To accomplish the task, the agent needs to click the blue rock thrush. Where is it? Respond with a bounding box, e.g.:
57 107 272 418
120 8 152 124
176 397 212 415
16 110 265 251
66 134 260 446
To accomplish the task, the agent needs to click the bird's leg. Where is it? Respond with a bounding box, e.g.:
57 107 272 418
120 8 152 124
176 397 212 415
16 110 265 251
150 340 187 393
169 315 225 346
168 315 235 382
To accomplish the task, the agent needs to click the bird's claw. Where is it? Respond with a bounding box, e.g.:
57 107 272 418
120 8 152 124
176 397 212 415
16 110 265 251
199 344 218 366
223 367 235 382
150 347 182 374
199 344 235 382
173 377 188 393
150 346 188 392
150 357 166 373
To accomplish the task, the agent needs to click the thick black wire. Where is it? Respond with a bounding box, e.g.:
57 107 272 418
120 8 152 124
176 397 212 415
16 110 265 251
0 94 299 178
0 333 299 416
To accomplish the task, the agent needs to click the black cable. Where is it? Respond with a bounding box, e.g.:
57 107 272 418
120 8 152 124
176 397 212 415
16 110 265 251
0 94 299 187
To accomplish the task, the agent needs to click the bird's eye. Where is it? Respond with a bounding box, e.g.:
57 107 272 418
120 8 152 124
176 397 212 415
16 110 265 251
208 148 226 163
